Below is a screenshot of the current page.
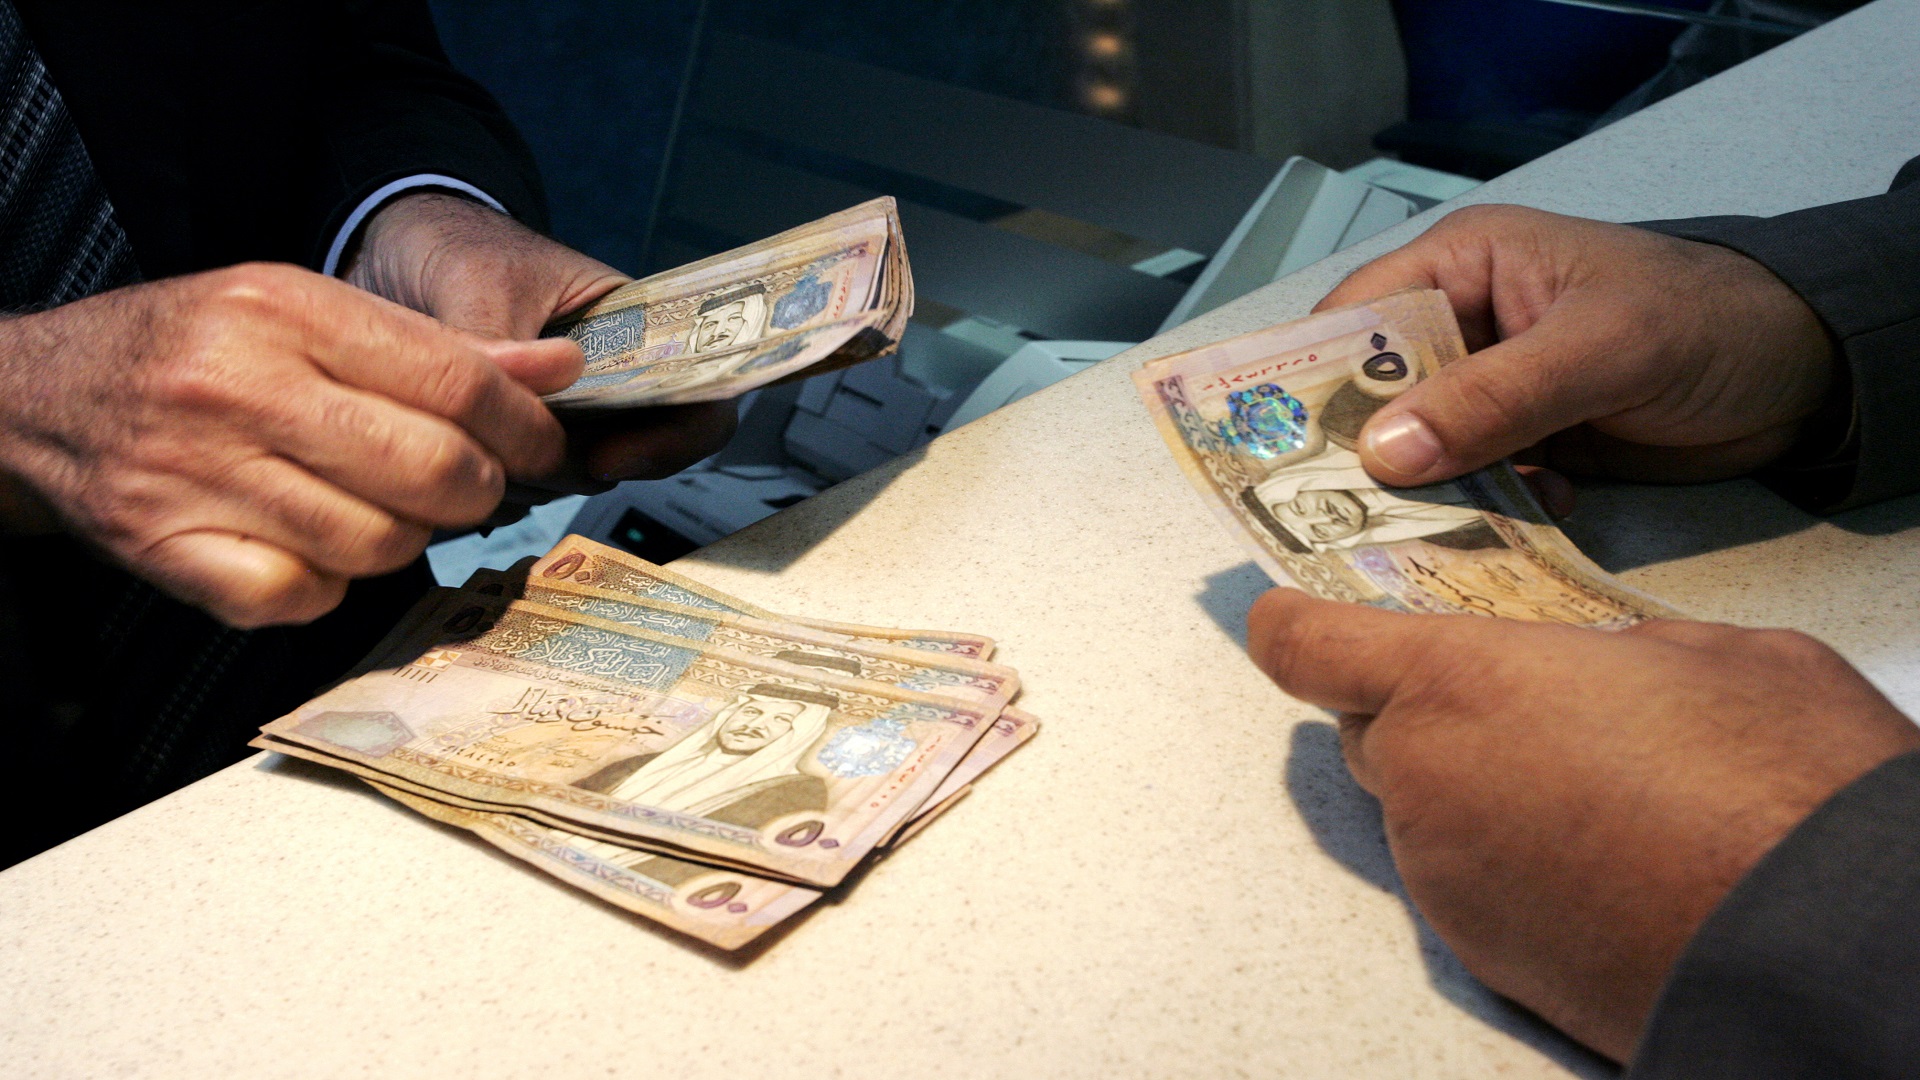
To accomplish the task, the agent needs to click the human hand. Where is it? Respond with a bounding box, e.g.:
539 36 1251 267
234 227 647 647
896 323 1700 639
345 192 736 486
1246 588 1920 1061
0 263 581 627
1317 205 1838 487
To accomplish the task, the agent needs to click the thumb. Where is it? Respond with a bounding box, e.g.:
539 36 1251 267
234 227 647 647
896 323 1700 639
424 263 624 343
1247 587 1472 715
475 335 586 396
1356 307 1642 484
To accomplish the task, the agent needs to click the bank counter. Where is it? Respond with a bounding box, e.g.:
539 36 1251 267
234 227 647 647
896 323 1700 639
4 3 1918 1076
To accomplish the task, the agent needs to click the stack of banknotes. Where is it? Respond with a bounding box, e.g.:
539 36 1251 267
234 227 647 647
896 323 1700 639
1135 288 1681 626
543 197 913 410
253 535 1034 951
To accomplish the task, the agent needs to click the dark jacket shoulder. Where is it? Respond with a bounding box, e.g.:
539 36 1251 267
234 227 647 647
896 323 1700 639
14 0 545 277
1630 750 1920 1078
1638 156 1920 512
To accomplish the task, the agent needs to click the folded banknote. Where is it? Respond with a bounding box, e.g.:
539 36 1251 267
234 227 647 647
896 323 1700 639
543 198 912 410
257 538 1034 950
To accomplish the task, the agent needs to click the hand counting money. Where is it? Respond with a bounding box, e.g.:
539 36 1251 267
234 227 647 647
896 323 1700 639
543 198 912 410
1135 290 1680 626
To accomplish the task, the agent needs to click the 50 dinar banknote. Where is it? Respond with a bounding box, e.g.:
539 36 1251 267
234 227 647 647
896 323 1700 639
1134 289 1679 627
257 591 1002 886
543 198 910 410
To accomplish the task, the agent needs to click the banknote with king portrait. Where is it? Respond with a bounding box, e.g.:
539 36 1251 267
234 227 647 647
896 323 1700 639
543 198 906 409
1135 290 1680 627
256 592 1001 887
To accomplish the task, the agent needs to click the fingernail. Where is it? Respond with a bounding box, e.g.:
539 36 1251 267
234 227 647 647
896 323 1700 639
1366 413 1444 477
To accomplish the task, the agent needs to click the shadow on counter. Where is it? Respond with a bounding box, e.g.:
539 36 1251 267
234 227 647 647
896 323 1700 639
1557 478 1920 575
1193 561 1272 650
1283 721 1618 1078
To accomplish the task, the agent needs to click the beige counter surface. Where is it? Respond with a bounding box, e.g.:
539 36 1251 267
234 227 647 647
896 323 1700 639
5 4 1919 1076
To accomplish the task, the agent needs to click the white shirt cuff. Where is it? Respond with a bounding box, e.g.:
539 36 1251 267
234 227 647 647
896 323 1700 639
322 174 509 277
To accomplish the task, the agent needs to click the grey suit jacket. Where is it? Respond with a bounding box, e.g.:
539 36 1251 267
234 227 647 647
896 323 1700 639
1641 155 1920 512
1627 158 1920 1077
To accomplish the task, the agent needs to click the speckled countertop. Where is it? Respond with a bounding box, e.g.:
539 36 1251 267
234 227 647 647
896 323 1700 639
4 4 1918 1077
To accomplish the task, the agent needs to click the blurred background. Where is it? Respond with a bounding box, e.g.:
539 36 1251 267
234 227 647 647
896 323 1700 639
423 0 1855 578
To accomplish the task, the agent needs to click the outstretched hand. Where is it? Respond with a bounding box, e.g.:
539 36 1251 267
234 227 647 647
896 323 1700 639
1247 588 1919 1062
0 264 582 627
1318 205 1838 488
345 192 737 486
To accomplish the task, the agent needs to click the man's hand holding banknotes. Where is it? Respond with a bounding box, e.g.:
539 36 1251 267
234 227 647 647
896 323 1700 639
0 191 735 628
1247 206 1918 1063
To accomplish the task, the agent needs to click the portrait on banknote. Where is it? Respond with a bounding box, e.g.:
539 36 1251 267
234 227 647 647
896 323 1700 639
1242 453 1498 554
573 682 836 827
690 282 772 355
542 199 902 409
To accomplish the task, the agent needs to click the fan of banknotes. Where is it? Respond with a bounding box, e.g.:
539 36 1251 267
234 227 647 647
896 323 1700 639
253 535 1035 951
1134 288 1681 626
542 197 912 410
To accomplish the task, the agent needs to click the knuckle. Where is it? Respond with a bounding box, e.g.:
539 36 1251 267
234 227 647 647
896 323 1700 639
1404 649 1492 717
1745 628 1847 672
361 516 431 571
184 264 310 336
415 433 492 496
1437 203 1513 232
201 262 306 311
310 392 386 451
1438 204 1498 229
1247 594 1313 690
310 397 432 481
1274 623 1343 695
84 472 171 546
417 357 492 421
126 433 211 484
1444 362 1552 433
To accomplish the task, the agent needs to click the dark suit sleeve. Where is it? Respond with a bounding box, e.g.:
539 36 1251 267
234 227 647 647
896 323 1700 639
306 1 549 269
1627 750 1920 1078
1636 156 1920 512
